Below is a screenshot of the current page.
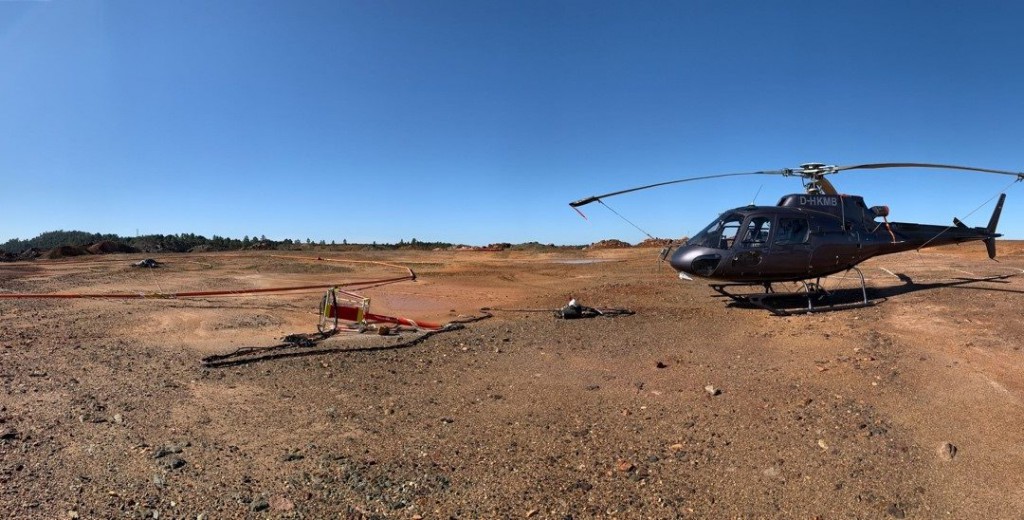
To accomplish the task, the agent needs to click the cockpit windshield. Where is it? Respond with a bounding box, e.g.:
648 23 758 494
686 214 744 250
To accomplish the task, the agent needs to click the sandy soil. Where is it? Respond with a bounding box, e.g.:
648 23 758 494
2 244 1024 519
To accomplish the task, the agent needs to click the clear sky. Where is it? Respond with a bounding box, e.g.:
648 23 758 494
2 0 1023 245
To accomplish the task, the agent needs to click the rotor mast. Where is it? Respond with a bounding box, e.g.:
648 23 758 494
792 163 839 195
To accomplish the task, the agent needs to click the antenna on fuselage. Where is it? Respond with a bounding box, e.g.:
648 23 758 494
750 184 763 206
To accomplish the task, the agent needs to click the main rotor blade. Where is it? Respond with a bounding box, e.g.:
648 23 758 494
834 162 1024 178
569 170 786 208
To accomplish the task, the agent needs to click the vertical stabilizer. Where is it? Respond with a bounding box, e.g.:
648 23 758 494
987 193 1006 234
984 193 1006 259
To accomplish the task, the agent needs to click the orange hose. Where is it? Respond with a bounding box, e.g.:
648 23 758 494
0 275 414 299
0 253 418 300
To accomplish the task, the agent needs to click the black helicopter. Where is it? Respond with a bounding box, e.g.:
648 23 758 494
571 162 1023 314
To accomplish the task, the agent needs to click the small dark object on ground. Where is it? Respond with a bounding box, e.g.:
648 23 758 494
133 259 161 268
556 299 634 319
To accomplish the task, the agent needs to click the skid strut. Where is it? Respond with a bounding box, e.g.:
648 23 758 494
709 267 873 316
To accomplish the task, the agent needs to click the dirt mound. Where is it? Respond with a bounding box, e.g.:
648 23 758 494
588 239 632 249
18 248 42 260
46 245 89 259
636 237 679 248
86 241 137 255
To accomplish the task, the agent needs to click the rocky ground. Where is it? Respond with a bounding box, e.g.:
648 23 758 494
2 246 1024 519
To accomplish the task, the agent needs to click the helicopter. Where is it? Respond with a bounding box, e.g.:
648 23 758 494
571 162 1023 314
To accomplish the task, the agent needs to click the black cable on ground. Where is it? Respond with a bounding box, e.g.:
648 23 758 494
200 312 492 368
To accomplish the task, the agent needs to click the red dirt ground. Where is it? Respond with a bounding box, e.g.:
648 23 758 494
2 243 1024 518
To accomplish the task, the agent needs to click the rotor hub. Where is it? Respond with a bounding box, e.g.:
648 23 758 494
799 163 838 195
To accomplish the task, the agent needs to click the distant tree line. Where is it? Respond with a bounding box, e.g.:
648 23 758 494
0 230 525 254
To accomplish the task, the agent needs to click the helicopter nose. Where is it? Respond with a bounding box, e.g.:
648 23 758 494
668 248 691 272
669 246 722 278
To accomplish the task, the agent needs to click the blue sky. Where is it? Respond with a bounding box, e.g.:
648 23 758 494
2 1 1022 245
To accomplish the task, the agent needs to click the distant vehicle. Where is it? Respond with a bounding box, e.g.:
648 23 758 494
572 162 1021 314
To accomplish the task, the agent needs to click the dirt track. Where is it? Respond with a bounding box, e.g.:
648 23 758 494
2 245 1024 518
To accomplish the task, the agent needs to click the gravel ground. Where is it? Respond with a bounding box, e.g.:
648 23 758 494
2 247 1024 519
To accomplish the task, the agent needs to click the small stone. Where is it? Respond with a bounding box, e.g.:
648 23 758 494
669 443 684 451
0 428 17 440
67 511 80 519
441 417 455 424
526 509 539 517
656 361 668 369
161 456 186 470
153 445 183 459
615 460 635 472
704 385 721 396
269 496 294 512
886 503 906 518
937 442 958 461
113 414 124 425
281 452 304 462
817 439 829 450
251 499 270 512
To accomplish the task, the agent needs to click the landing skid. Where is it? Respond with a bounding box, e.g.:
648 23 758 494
709 267 875 316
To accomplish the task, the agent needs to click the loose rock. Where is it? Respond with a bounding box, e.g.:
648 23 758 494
160 456 186 470
281 452 304 462
269 496 295 512
704 385 721 396
937 442 958 461
886 503 906 518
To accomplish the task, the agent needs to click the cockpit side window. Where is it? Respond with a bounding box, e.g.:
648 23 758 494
741 216 772 248
718 218 742 249
686 214 744 250
775 217 809 245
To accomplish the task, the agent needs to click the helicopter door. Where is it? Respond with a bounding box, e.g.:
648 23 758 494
732 216 773 269
763 217 812 276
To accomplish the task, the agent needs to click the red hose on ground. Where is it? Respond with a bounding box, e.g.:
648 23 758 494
362 312 443 330
0 274 415 299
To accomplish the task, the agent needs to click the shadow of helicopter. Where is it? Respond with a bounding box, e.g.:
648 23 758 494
719 272 1022 314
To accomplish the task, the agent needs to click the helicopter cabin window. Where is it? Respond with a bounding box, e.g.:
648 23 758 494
687 214 744 250
741 217 772 248
775 218 810 245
